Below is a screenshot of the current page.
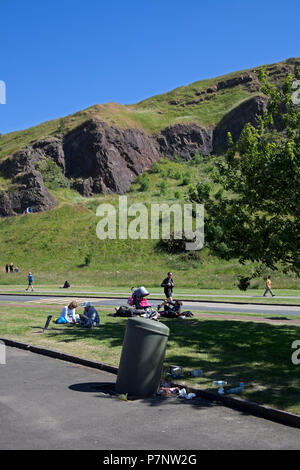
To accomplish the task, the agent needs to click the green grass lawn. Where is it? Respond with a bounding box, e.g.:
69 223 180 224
1 302 300 415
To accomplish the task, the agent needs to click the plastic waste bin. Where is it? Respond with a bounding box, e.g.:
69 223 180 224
115 316 170 397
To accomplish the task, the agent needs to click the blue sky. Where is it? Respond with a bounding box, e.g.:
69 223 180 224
1 0 299 134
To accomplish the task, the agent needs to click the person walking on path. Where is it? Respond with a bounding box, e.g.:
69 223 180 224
26 272 34 292
161 272 175 302
263 276 275 297
5 264 9 273
9 263 14 273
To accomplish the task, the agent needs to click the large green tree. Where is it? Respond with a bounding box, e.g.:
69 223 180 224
189 69 300 284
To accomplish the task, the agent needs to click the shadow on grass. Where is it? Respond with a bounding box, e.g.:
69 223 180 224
162 318 300 412
41 316 300 411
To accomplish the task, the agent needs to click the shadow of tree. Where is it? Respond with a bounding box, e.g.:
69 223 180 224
42 316 300 411
162 318 300 411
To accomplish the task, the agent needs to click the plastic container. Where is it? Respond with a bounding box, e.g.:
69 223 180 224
116 317 170 397
226 382 244 394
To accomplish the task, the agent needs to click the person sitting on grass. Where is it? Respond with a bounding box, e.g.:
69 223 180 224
79 301 100 328
158 300 184 318
62 280 71 288
56 301 79 324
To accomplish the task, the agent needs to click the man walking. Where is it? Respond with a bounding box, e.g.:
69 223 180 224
263 276 275 297
161 272 175 302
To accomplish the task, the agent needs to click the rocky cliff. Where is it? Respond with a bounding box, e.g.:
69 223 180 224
1 58 298 216
0 95 270 215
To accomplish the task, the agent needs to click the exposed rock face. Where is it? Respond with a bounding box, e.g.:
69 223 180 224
213 95 267 154
0 84 287 217
32 137 65 172
63 119 160 194
0 170 56 216
216 72 260 93
155 124 214 160
0 119 162 214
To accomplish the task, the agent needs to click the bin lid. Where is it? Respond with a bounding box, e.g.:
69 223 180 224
127 317 169 336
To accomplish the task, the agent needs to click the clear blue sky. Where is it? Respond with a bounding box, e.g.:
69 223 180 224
1 0 299 134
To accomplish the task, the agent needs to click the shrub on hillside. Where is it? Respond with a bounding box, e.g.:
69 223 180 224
38 158 70 190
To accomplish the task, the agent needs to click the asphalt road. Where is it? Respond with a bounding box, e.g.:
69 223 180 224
1 346 300 450
0 294 299 316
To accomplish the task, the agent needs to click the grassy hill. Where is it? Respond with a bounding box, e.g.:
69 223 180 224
0 157 299 289
1 57 299 161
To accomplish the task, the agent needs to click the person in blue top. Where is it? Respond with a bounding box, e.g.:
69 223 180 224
26 272 34 292
79 301 100 328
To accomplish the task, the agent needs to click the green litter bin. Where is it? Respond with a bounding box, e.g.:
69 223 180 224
116 317 170 397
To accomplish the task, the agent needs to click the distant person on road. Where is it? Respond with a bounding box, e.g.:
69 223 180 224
161 272 174 302
56 301 79 324
26 272 34 292
79 301 100 328
263 276 275 297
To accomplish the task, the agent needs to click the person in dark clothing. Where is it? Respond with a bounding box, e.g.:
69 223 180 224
158 300 183 318
5 264 9 273
9 263 14 273
161 272 174 301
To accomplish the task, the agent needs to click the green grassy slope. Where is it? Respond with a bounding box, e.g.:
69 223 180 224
0 158 298 289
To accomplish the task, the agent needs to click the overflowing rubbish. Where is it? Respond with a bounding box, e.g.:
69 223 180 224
178 388 196 400
157 387 180 396
226 382 244 394
117 393 128 401
157 385 196 400
190 369 203 377
167 365 184 379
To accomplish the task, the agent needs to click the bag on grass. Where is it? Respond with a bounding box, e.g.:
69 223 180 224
181 311 194 317
54 316 68 324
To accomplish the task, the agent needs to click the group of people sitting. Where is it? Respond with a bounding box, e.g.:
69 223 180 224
125 286 192 319
55 300 100 328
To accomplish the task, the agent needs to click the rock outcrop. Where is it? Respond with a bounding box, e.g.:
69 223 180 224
0 83 288 217
213 95 267 154
63 119 160 194
0 119 162 214
155 124 214 160
0 170 56 217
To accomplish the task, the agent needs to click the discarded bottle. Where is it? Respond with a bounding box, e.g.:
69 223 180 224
226 382 244 394
212 380 227 386
190 369 203 377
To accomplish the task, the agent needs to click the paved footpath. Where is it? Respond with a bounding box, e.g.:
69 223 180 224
1 346 300 450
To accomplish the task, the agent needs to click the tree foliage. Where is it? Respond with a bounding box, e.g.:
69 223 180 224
189 68 300 276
